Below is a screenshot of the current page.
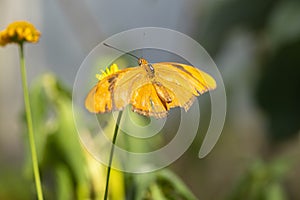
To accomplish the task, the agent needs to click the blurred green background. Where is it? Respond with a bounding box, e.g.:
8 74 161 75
1 0 300 199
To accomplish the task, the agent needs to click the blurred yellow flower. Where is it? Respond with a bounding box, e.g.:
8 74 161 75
96 63 119 80
0 21 40 46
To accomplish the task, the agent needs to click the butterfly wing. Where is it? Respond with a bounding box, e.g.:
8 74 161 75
85 62 216 119
85 67 147 113
152 62 216 111
130 83 170 118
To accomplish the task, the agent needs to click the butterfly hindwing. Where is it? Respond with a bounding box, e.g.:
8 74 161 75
153 78 196 111
130 83 169 118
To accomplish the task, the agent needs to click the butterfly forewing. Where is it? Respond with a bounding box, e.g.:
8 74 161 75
112 67 148 109
86 67 140 113
154 62 216 94
85 79 114 113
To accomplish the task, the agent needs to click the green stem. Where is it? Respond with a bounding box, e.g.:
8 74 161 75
19 44 44 200
103 111 123 200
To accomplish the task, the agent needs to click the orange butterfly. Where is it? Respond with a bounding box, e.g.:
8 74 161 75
85 58 216 118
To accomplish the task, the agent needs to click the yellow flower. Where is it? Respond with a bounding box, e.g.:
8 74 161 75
96 63 119 80
0 21 40 46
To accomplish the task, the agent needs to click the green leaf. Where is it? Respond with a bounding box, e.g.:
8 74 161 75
134 169 197 200
24 73 91 199
55 164 74 200
156 170 198 200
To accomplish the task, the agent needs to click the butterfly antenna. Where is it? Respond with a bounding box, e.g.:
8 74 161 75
103 43 139 60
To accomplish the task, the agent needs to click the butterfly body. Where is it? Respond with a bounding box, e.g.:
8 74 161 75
85 58 216 118
138 58 155 78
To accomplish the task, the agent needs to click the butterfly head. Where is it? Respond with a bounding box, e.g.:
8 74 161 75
138 58 148 66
